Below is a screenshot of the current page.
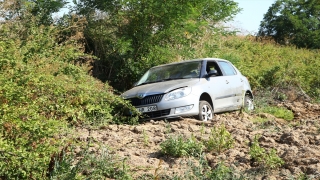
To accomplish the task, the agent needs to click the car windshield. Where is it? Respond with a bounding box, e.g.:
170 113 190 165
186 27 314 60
136 61 201 86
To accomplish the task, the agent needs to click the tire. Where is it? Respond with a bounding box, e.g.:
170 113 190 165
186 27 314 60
197 101 213 121
244 94 254 111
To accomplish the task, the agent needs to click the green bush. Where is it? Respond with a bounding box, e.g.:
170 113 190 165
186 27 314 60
49 146 132 180
160 135 203 157
204 125 234 153
249 135 284 169
179 156 240 180
256 106 294 121
0 19 138 179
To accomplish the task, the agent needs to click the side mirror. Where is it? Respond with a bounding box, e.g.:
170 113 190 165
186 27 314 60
207 70 218 77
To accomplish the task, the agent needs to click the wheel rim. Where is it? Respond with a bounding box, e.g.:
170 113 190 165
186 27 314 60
245 97 254 111
201 105 212 121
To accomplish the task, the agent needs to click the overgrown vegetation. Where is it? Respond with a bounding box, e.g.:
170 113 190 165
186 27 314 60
249 135 284 169
49 146 132 179
256 106 294 121
0 16 138 179
160 125 234 157
73 0 240 90
1 0 320 178
160 135 203 157
204 125 234 153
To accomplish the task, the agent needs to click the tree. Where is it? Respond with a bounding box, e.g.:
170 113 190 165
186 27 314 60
258 0 320 49
74 0 241 90
0 0 66 25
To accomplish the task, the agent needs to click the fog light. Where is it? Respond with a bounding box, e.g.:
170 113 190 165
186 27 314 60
175 105 194 114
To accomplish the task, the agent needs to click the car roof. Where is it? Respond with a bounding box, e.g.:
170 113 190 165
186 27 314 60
150 58 230 68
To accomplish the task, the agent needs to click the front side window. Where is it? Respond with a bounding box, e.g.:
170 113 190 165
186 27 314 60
136 61 201 86
218 61 236 76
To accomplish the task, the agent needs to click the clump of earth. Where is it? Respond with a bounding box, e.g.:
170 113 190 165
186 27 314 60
73 101 320 179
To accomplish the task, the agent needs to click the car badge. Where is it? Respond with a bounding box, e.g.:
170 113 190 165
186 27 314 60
136 93 145 99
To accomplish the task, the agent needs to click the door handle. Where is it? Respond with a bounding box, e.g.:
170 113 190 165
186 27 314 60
240 78 243 82
226 80 229 84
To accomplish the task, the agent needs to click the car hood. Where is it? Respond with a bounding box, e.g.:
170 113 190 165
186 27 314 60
122 79 200 99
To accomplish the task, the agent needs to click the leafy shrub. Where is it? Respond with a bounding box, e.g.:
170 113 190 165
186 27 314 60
49 146 132 179
249 135 284 169
256 106 294 121
0 19 138 179
160 135 203 157
206 162 233 180
180 155 240 180
251 117 269 124
204 125 234 153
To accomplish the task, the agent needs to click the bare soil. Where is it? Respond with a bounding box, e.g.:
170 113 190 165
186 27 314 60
74 101 320 179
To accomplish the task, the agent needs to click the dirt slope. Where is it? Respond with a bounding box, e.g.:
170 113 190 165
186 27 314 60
74 101 320 179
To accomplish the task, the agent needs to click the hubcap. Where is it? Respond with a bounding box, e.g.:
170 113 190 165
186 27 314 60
201 105 212 121
245 98 254 111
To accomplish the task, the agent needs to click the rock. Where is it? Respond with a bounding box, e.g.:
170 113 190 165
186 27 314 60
132 126 144 134
305 164 320 175
279 132 309 146
280 168 292 177
108 125 118 131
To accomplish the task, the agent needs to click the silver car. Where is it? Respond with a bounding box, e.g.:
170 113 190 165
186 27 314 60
122 58 254 121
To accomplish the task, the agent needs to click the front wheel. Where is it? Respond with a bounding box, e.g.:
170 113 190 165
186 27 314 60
197 101 213 121
244 94 254 111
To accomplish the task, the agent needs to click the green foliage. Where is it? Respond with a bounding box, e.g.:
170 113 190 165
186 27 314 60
207 163 235 180
0 18 138 179
160 135 203 157
49 146 132 179
251 117 269 124
256 106 294 121
249 135 284 169
0 0 67 25
182 155 244 180
204 125 234 153
258 0 320 49
73 0 240 90
212 36 320 101
142 130 149 147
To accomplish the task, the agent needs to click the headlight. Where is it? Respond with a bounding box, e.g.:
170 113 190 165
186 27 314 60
164 87 192 101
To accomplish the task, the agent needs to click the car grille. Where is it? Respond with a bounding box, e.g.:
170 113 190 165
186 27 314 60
143 109 171 119
128 94 164 106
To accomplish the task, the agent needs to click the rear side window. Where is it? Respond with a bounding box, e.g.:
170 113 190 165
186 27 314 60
218 61 237 76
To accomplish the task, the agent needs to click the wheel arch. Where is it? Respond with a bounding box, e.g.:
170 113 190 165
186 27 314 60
199 93 214 110
245 90 254 99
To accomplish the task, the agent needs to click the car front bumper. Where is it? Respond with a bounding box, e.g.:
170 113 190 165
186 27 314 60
135 94 200 120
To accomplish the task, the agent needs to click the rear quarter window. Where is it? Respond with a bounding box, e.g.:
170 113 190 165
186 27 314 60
218 61 237 76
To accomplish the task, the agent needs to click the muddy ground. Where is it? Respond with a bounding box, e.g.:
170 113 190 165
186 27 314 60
73 101 320 179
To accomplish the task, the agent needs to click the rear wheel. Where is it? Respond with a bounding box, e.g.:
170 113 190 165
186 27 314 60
244 94 254 111
197 101 213 121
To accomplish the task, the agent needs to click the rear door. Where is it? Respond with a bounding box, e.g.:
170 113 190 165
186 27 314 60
217 61 243 109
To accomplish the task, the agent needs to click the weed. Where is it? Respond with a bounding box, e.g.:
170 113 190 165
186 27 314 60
249 135 284 169
204 125 234 153
181 155 244 180
206 162 233 180
251 117 268 124
200 123 206 136
142 129 149 146
49 145 133 179
164 120 172 134
257 106 294 121
160 135 203 157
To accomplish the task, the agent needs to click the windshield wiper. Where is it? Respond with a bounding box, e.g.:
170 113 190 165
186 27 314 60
162 77 186 81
